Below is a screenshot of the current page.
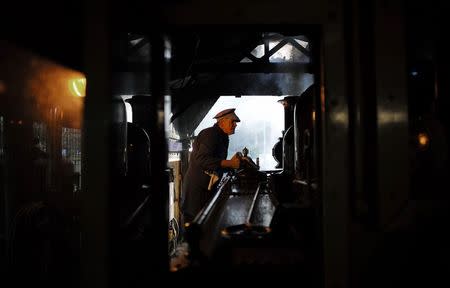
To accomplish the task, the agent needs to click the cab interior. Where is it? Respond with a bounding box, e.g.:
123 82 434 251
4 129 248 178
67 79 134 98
1 1 449 287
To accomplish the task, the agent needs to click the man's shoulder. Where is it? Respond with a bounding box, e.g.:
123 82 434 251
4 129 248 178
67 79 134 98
196 126 224 145
199 125 220 137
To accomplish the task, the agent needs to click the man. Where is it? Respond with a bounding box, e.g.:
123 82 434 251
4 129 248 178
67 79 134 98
181 108 241 224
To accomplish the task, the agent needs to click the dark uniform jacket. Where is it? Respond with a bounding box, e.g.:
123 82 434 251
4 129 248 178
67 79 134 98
181 124 229 221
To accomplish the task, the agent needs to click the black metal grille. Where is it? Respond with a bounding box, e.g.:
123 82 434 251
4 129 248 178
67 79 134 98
62 127 81 189
32 122 48 153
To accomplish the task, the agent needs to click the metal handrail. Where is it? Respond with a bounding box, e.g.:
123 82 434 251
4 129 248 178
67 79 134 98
193 173 232 225
245 183 262 224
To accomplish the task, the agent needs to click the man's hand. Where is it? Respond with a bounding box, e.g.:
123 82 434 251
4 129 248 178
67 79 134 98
229 156 241 169
221 154 241 169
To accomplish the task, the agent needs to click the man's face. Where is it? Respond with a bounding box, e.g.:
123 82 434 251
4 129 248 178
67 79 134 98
222 118 238 135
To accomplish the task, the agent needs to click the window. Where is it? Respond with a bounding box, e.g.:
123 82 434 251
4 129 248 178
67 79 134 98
195 96 284 170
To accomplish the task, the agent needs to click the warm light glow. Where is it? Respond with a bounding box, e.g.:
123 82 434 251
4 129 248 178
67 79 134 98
320 85 325 113
312 110 316 122
418 132 429 148
331 111 348 126
0 80 6 94
378 111 407 125
69 78 86 97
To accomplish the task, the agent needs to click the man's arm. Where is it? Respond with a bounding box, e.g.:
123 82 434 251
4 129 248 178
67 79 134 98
195 131 240 170
194 130 223 170
220 153 240 169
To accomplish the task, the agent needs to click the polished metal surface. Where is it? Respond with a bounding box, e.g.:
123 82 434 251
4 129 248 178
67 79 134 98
192 172 277 259
249 194 276 227
218 194 255 227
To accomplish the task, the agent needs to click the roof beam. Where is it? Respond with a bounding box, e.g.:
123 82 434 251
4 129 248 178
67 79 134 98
192 62 312 73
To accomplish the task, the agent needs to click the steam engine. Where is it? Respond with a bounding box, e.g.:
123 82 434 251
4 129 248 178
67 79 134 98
181 85 320 279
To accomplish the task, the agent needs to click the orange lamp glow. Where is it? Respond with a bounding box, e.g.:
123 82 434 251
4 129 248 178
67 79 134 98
418 132 429 148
